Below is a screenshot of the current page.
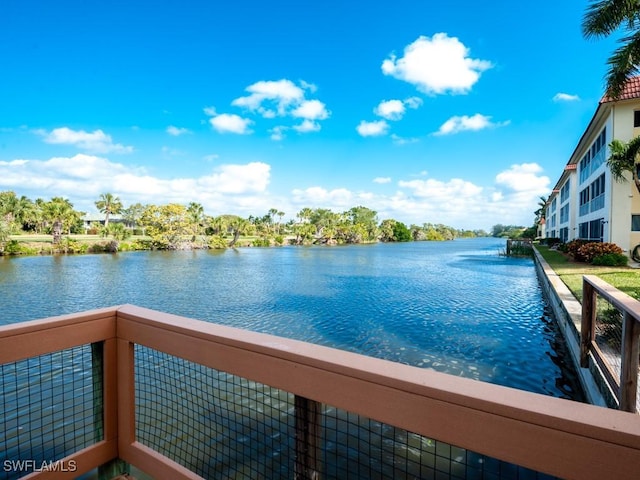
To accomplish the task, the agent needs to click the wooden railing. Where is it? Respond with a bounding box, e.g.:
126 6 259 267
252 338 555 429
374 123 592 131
581 275 640 413
1 305 640 479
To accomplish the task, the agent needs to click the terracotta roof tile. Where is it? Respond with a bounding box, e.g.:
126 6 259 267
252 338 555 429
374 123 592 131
600 75 640 103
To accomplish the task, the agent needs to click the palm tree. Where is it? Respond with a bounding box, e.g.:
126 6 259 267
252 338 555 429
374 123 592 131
95 193 123 228
583 1 640 99
277 211 285 234
534 196 548 225
186 202 205 243
607 136 640 193
42 197 75 244
226 216 250 247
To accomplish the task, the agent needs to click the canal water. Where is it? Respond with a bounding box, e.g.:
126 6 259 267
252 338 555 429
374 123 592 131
0 237 582 479
0 237 583 399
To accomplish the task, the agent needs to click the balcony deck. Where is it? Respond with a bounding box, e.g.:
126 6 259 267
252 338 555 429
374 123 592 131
1 305 640 479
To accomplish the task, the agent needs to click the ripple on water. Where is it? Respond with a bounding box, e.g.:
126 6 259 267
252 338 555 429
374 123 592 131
0 239 584 400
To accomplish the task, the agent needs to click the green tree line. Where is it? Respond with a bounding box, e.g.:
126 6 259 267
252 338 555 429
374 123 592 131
0 190 486 253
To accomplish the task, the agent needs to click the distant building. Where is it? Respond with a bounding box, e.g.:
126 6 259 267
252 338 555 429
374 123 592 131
546 76 640 256
82 213 125 229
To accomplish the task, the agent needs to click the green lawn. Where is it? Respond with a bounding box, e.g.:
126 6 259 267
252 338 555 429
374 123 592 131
536 245 640 301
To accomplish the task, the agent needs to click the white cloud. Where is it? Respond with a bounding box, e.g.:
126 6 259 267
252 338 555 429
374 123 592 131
553 92 580 102
391 134 420 145
356 120 389 137
223 79 329 138
0 154 272 215
291 186 355 208
398 178 483 199
495 163 550 192
292 99 329 120
382 33 492 95
434 113 509 136
270 126 288 141
293 119 321 133
166 125 191 136
404 97 423 109
208 113 253 134
38 127 133 154
232 79 306 117
375 100 406 120
374 97 423 121
373 177 392 184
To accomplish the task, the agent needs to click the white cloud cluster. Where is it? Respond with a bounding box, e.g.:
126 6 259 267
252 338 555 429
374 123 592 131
0 145 550 229
434 114 509 136
358 97 423 138
208 112 254 135
285 163 551 230
553 92 580 102
374 97 422 121
0 154 271 215
382 33 492 95
166 125 191 136
495 163 549 193
207 79 330 140
38 127 133 154
356 120 389 137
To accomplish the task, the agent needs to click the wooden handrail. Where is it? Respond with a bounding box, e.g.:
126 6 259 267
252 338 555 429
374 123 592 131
581 275 640 412
1 305 640 479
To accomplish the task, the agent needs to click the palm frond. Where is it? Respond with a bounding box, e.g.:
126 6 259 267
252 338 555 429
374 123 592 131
607 137 640 181
603 29 640 98
583 0 640 38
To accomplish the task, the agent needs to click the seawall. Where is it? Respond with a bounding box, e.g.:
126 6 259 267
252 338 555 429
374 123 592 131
532 247 615 407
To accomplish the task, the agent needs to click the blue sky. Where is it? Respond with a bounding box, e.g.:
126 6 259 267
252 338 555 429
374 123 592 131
0 1 620 230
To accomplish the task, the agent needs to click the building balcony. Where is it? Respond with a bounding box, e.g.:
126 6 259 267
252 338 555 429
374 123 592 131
1 305 640 479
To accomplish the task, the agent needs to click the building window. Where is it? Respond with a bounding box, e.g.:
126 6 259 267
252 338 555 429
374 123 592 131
580 127 607 183
589 218 603 241
560 204 569 224
560 227 569 242
635 110 640 127
579 187 590 216
632 215 640 231
560 182 570 203
579 222 589 239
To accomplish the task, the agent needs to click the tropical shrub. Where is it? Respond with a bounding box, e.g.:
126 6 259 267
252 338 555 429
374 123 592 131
576 242 624 263
1 239 37 256
252 237 271 247
564 239 591 258
592 253 628 266
57 237 88 254
208 235 227 250
131 239 154 250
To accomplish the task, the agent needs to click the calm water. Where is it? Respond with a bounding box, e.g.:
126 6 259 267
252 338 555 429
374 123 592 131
0 237 583 400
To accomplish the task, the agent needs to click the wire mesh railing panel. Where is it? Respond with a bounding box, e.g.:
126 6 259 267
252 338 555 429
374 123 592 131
594 293 623 377
134 345 295 479
0 345 99 480
319 405 558 480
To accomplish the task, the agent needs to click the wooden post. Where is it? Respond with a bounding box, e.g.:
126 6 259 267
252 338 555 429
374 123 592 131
581 278 596 368
91 341 104 443
294 395 321 480
619 312 640 413
93 340 130 479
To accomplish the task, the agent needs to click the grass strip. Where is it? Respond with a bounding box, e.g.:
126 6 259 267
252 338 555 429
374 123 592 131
536 245 640 301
